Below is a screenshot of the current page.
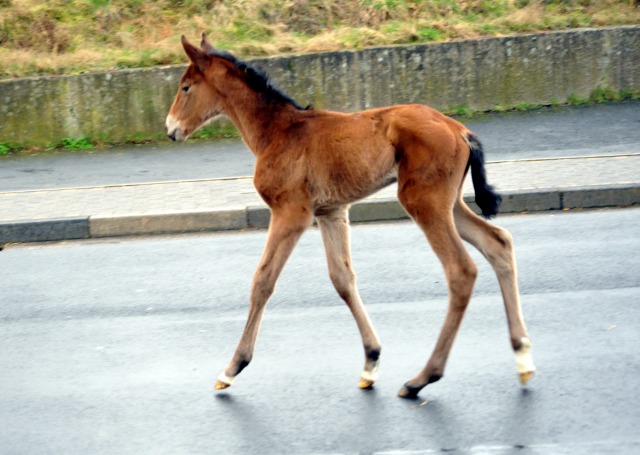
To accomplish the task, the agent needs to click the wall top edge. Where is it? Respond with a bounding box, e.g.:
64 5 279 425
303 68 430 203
253 24 640 61
1 25 638 85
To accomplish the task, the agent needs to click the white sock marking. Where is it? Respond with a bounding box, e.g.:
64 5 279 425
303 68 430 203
515 337 536 373
361 363 379 382
217 372 235 385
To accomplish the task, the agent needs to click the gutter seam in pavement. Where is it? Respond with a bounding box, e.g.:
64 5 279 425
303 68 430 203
487 152 640 164
3 153 638 195
0 175 255 195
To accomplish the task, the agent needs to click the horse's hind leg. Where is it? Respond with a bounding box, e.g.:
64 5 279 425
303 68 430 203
316 206 382 388
453 197 535 384
397 186 478 398
214 207 312 390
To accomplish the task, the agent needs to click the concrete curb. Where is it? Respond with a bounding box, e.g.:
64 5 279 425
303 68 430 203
89 207 247 238
1 184 638 245
0 217 89 244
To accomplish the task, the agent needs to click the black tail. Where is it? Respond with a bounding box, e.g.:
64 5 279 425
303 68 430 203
466 132 501 219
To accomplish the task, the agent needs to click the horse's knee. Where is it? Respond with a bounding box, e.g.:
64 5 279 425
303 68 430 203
251 271 277 302
487 227 516 276
451 257 478 281
460 261 478 287
329 267 356 301
448 259 477 306
492 227 513 251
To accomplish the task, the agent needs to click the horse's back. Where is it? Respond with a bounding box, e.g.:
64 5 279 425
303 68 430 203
255 104 470 211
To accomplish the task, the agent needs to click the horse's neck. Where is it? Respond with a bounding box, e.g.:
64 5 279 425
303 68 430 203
219 81 291 156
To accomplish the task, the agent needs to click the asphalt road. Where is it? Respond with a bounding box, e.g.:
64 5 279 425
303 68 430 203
1 100 639 192
1 208 639 454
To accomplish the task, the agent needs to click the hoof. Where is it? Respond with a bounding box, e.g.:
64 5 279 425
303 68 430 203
358 367 378 389
214 379 231 390
519 371 534 385
397 382 422 399
214 372 234 390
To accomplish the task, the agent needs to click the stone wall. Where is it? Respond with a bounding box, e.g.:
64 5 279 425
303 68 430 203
1 26 639 145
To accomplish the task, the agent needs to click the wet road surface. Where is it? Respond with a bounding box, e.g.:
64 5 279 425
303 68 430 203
1 208 639 454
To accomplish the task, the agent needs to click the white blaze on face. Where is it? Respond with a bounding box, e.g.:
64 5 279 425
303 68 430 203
165 114 185 141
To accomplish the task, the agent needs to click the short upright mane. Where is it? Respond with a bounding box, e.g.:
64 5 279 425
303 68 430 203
208 49 312 111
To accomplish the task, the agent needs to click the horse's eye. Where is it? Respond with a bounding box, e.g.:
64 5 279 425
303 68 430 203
182 86 189 93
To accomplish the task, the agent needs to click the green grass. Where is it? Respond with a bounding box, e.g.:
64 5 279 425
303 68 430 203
190 125 241 140
0 124 242 155
60 137 93 150
417 27 445 42
513 102 542 110
1 0 639 78
567 93 589 105
447 105 475 116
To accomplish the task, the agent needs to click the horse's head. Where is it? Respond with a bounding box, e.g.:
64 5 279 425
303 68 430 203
165 34 224 141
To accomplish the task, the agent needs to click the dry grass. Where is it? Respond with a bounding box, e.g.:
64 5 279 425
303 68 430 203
0 0 639 78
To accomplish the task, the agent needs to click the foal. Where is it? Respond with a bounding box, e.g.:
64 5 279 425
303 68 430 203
166 35 535 398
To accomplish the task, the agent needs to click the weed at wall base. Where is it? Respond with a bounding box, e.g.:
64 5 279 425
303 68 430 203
619 89 640 100
60 137 93 150
190 125 241 140
452 88 640 120
566 93 589 105
567 88 640 106
445 106 475 116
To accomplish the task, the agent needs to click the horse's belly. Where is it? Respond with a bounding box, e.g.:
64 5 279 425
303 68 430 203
312 164 398 211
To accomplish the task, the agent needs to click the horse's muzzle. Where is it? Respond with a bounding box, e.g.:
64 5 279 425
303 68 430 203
165 115 186 142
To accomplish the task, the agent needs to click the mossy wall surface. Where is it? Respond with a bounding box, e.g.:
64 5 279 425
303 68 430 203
1 26 639 146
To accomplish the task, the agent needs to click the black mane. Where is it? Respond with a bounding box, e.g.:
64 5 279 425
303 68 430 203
208 49 312 111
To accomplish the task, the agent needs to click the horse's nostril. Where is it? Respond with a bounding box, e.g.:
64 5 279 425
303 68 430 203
168 131 176 141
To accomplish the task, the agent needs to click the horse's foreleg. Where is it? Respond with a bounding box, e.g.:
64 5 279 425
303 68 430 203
453 197 535 385
397 188 478 398
316 206 381 389
214 208 312 390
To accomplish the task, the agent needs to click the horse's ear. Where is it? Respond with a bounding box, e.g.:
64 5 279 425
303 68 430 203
200 33 215 53
181 35 209 73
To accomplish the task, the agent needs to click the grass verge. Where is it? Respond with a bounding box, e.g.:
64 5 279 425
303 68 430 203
1 0 639 79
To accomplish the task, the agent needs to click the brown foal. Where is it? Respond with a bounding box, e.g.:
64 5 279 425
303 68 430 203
166 34 535 398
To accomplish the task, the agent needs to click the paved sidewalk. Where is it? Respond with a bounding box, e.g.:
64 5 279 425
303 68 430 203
1 154 639 244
